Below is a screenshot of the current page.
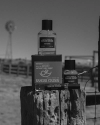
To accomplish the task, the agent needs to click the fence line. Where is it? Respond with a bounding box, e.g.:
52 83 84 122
0 63 98 85
1 63 32 77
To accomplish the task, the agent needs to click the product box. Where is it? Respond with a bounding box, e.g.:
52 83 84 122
31 55 62 91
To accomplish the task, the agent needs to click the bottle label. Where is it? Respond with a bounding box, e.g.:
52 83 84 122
40 37 55 48
64 75 78 84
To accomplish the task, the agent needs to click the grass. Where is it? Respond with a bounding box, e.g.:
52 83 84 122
0 74 99 125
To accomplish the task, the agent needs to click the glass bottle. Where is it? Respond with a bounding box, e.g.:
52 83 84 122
64 60 78 85
38 19 56 55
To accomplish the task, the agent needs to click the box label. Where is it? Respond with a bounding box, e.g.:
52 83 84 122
34 62 62 84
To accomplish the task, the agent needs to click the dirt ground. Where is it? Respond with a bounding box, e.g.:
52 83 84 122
0 74 100 125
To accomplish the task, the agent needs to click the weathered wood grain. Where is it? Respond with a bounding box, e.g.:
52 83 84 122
20 87 86 125
20 86 34 125
69 89 86 125
60 90 70 125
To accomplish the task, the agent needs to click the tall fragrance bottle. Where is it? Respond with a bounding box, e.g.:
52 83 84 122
38 19 56 55
64 60 78 86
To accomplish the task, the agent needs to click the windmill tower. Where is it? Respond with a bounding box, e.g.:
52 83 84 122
5 20 15 61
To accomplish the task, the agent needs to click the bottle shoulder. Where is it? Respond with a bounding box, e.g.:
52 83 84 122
64 70 78 75
38 30 56 36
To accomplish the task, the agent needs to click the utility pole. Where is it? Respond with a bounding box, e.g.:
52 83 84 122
98 17 100 92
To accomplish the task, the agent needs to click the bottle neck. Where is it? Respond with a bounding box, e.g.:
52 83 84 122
42 29 52 31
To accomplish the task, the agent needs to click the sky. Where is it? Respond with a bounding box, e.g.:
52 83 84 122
0 0 99 62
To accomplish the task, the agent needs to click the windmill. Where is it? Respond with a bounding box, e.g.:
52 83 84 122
5 20 15 61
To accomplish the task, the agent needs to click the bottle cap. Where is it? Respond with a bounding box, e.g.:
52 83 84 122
42 20 52 30
65 60 75 70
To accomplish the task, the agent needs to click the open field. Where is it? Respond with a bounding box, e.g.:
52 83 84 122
0 73 100 125
0 74 31 125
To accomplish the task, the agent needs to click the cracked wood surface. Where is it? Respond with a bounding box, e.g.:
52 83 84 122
21 87 86 125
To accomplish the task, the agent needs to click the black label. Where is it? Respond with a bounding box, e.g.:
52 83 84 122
40 37 54 48
64 75 78 84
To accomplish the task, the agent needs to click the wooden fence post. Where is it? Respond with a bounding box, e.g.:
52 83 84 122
17 64 20 76
20 86 34 125
69 89 86 125
33 90 61 125
20 87 86 125
60 90 70 125
26 64 30 77
0 63 3 73
9 63 11 75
